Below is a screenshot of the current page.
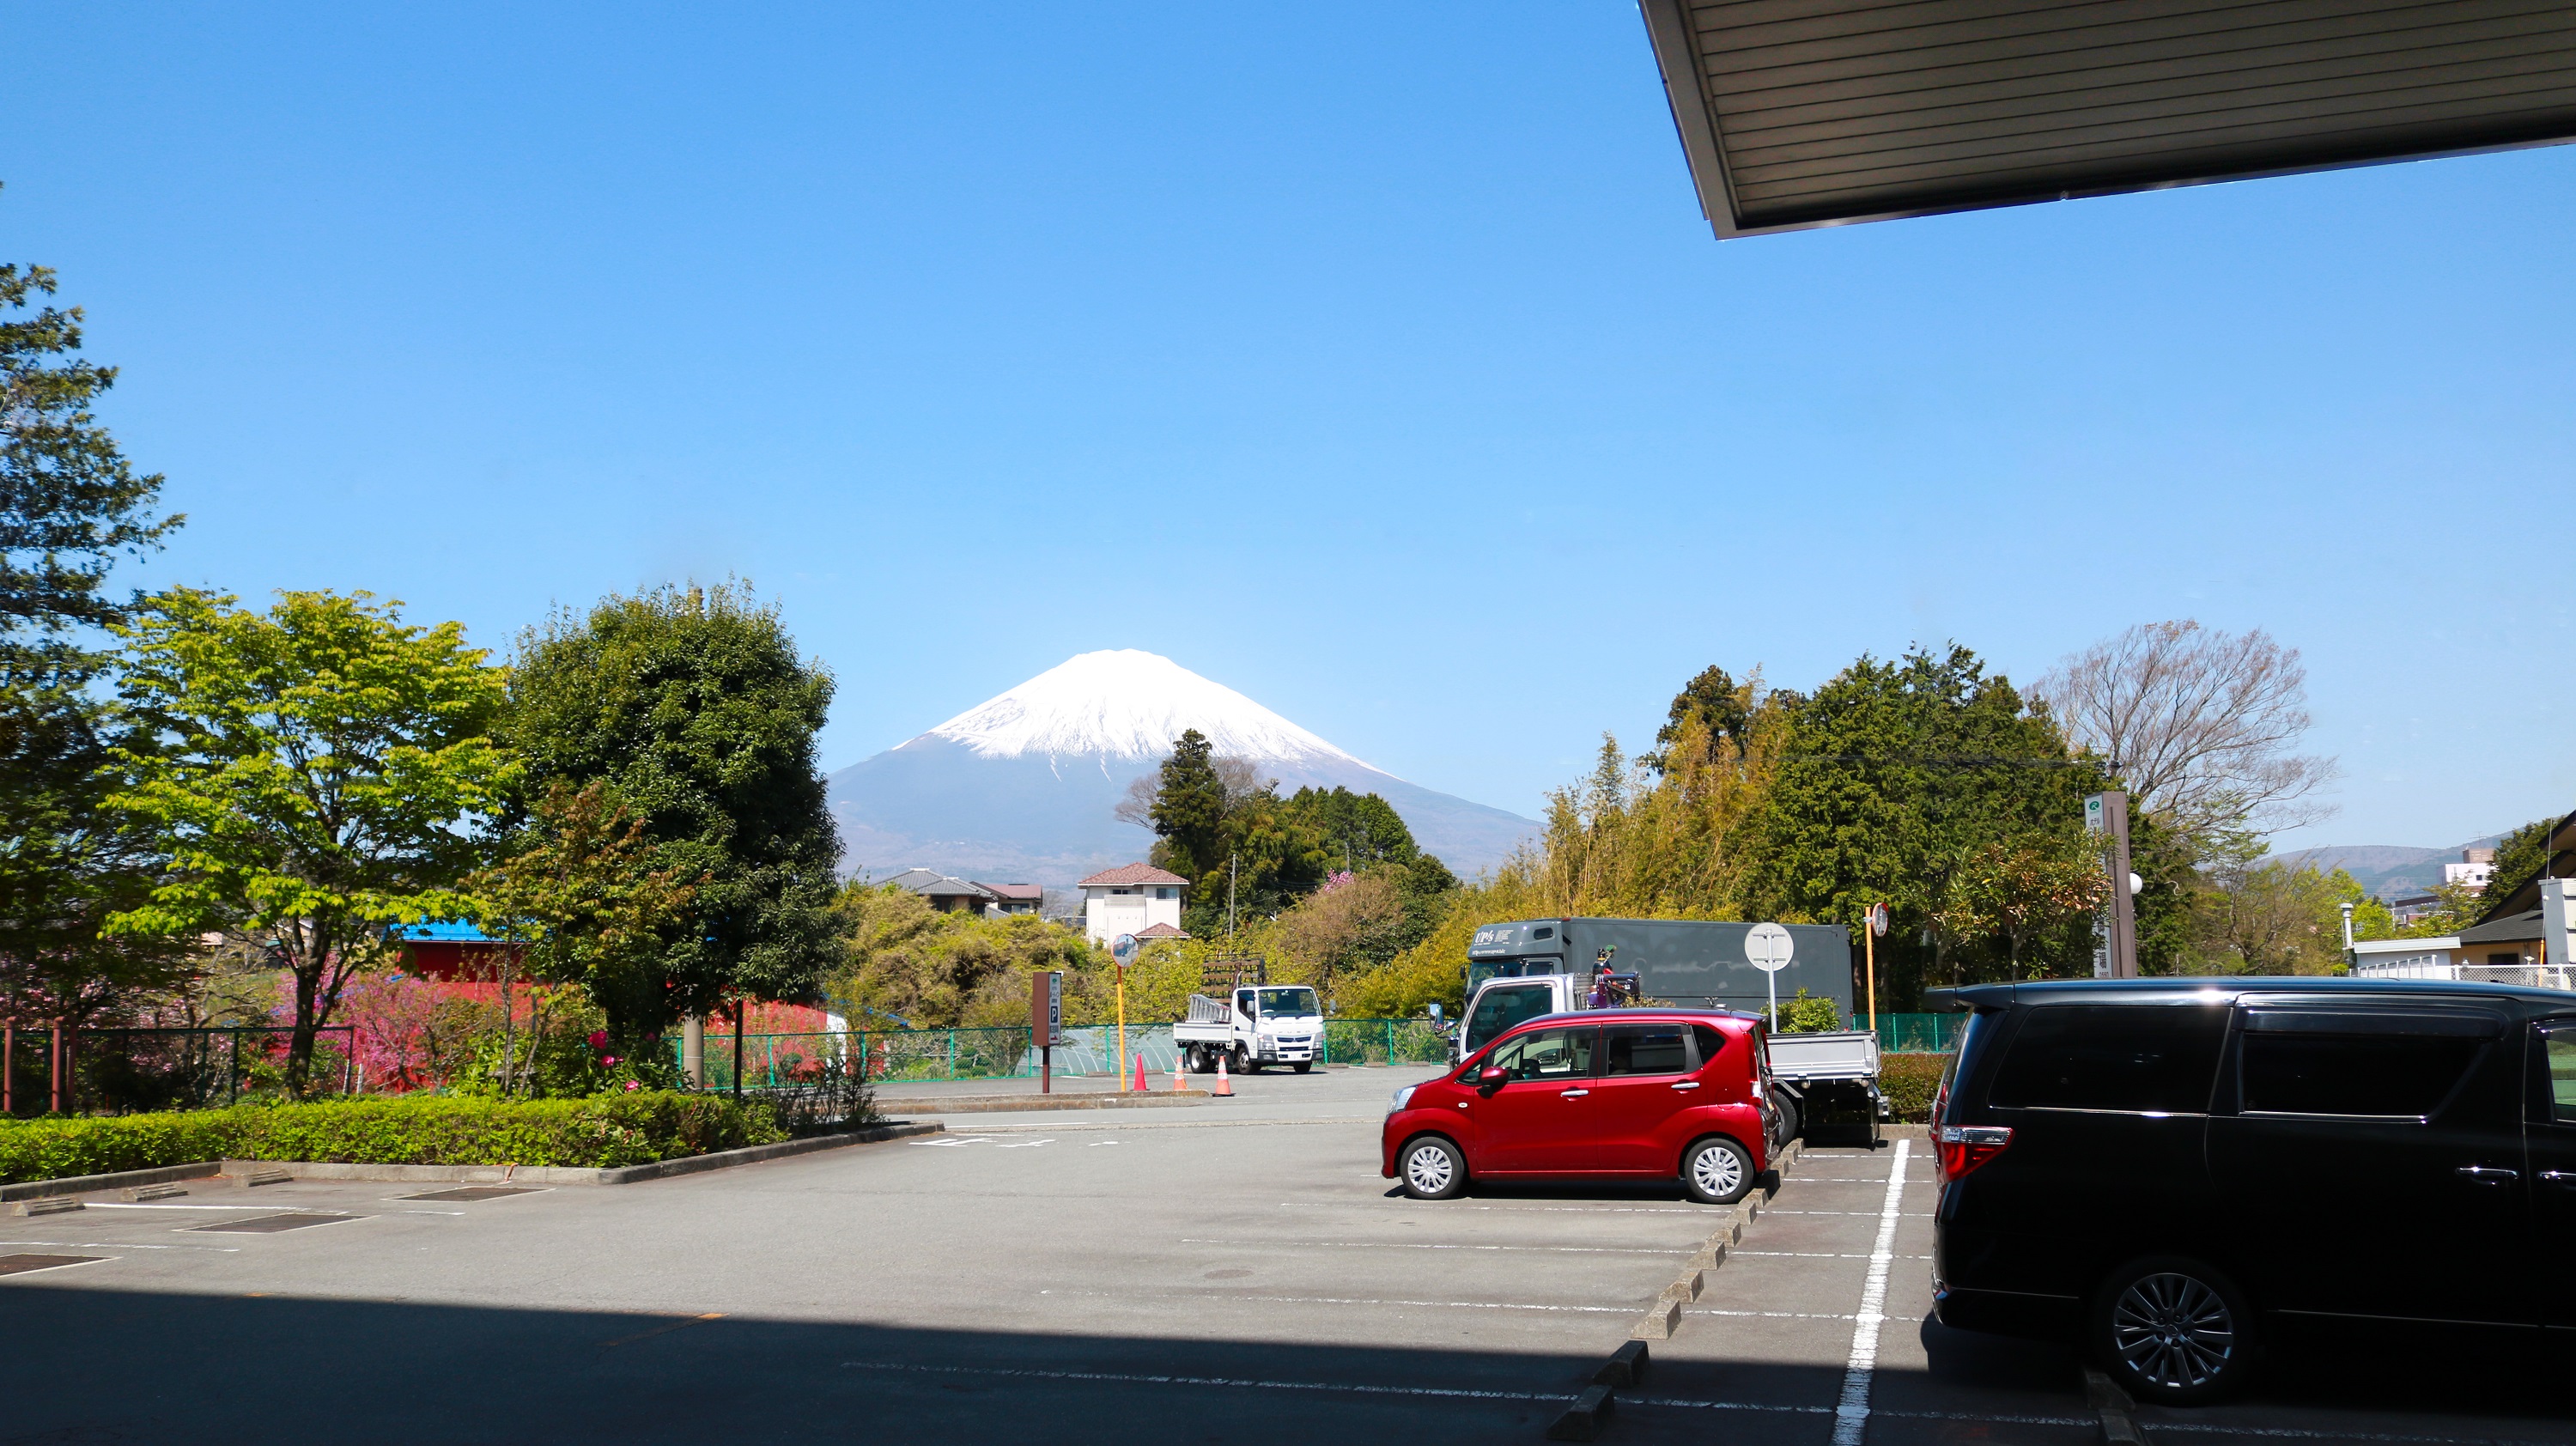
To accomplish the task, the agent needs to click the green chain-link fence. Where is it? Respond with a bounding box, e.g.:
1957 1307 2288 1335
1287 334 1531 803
681 1018 1464 1089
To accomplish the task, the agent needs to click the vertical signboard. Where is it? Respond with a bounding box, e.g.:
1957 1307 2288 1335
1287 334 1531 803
2085 792 2139 980
1030 970 1063 1094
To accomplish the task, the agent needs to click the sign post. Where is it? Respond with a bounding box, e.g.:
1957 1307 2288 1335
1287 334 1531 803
1111 933 1138 1091
1030 970 1062 1094
1863 903 1888 1036
1746 922 1794 1030
2085 793 2141 980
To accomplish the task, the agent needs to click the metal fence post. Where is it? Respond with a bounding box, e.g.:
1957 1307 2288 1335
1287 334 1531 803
948 1029 957 1079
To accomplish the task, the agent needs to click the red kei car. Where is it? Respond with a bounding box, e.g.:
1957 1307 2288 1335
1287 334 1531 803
1380 1008 1776 1204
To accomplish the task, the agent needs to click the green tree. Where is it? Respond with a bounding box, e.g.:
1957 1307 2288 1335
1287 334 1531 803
829 881 1103 1030
1747 645 2107 998
0 245 182 665
2482 817 2561 909
102 589 513 1091
1147 729 1227 881
1279 786 1419 869
502 584 840 1037
1646 665 1753 772
470 781 700 1091
0 234 188 1031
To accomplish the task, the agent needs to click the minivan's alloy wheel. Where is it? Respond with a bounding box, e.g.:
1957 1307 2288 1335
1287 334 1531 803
1400 1136 1465 1200
1682 1136 1753 1205
2095 1258 2257 1405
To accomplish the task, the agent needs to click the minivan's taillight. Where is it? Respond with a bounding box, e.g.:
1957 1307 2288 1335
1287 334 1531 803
1935 1125 2011 1182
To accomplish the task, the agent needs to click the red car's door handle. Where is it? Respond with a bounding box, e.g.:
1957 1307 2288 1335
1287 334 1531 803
1559 1089 1589 1098
1671 1082 1701 1091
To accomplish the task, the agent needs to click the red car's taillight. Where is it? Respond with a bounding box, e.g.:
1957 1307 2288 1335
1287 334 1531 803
1935 1124 2011 1182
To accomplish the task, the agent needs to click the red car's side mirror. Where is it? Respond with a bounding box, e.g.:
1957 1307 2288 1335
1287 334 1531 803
1476 1066 1509 1092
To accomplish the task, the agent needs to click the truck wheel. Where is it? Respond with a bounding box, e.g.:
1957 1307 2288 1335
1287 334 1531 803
2092 1256 2260 1405
1398 1135 1467 1200
1770 1086 1802 1147
1291 1062 1311 1074
1236 1045 1261 1074
1681 1136 1754 1205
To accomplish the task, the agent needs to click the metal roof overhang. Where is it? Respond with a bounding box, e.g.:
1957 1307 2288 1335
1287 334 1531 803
1641 0 2576 239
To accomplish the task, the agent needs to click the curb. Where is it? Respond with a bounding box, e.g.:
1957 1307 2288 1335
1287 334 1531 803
2084 1367 2148 1443
1545 1385 1616 1442
870 1091 1208 1115
205 1121 944 1187
0 1159 223 1203
1624 1135 1797 1342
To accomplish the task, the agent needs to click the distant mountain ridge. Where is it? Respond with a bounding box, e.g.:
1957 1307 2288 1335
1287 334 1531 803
829 651 1539 884
2272 835 2504 898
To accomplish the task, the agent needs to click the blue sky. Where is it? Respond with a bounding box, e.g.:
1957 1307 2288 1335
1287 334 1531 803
8 4 2571 854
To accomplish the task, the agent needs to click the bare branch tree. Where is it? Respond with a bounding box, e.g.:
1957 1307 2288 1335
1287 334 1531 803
1212 756 1270 810
1113 774 1157 829
1114 756 1271 829
2037 621 2337 840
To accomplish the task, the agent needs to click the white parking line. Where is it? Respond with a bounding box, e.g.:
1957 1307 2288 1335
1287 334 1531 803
1180 1238 1686 1255
840 1358 1564 1404
1280 1200 1719 1217
1039 1288 1640 1314
1692 1309 1927 1322
1732 1250 1934 1261
1831 1137 1911 1446
0 1239 240 1252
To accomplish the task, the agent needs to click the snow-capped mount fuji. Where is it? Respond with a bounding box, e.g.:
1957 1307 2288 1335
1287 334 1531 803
829 650 1538 884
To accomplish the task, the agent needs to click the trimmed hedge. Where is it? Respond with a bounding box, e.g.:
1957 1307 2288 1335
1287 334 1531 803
1881 1053 1947 1123
0 1092 787 1185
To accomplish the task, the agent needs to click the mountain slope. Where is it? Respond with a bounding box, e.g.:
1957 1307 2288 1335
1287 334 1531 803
829 651 1537 884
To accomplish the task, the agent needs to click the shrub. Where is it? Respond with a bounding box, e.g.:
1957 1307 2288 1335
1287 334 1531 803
1880 1053 1947 1122
1772 987 1846 1034
0 1092 787 1184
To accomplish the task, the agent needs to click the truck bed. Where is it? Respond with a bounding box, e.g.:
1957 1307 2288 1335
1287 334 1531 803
1766 1030 1880 1081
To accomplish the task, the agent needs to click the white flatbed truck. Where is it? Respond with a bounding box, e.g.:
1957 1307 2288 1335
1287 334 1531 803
1174 985 1323 1074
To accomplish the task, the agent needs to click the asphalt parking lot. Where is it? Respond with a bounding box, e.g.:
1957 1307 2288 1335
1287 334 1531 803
6 1066 2573 1443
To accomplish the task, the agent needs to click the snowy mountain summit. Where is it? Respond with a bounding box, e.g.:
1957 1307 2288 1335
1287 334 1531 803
829 650 1535 884
924 649 1360 765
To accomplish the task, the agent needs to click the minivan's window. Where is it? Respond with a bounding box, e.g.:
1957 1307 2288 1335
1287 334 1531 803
1487 1026 1595 1081
2241 1030 2482 1117
1987 1006 2227 1114
1601 1024 1689 1077
2546 1025 2576 1123
1465 982 1556 1054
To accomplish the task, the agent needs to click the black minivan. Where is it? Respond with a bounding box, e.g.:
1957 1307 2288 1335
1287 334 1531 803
1929 977 2576 1405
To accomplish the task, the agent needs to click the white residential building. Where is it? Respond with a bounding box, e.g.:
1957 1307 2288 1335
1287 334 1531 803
1078 864 1188 946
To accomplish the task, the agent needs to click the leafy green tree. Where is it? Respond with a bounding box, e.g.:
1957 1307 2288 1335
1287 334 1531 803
1279 786 1419 869
1147 729 1227 881
1646 665 1753 772
1748 645 2106 999
2481 817 2560 910
829 881 1102 1030
0 246 182 667
102 589 513 1091
470 781 700 1091
502 584 840 1036
0 236 188 1031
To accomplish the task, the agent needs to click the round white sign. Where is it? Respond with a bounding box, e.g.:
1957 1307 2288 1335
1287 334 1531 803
1746 921 1794 972
1866 903 1890 939
1111 933 1138 963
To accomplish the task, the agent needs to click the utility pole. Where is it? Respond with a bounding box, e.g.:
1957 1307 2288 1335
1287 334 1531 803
1227 854 1238 951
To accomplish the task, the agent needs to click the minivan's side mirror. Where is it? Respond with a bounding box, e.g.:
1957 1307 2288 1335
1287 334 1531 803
1476 1066 1509 1094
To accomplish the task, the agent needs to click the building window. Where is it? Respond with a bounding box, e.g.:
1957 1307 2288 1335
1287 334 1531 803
1156 887 1174 900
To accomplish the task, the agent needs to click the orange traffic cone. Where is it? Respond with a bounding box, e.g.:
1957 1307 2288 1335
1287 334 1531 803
1133 1053 1149 1092
1211 1052 1232 1097
1171 1048 1188 1091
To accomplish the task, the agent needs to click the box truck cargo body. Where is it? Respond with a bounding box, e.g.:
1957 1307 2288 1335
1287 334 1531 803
1464 918 1853 1021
